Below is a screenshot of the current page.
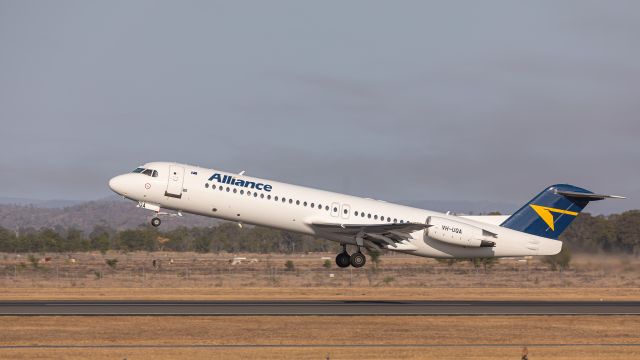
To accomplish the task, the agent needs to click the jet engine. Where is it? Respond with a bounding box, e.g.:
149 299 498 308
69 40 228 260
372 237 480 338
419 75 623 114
426 216 496 248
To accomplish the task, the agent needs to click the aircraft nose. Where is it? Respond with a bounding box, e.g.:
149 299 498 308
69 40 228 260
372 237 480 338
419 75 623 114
108 175 128 195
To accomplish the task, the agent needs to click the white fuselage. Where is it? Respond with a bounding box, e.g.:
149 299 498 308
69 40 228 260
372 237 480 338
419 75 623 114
108 162 562 258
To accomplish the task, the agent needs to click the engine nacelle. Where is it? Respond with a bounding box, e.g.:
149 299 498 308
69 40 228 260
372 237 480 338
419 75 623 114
426 216 496 248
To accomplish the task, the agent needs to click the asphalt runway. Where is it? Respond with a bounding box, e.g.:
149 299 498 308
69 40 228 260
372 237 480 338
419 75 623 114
1 300 639 316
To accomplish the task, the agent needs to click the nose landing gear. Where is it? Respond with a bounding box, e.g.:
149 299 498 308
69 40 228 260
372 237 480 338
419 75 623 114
137 202 182 228
335 244 367 268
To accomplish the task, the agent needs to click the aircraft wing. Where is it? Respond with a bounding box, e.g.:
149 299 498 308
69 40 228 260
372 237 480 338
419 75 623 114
310 222 430 250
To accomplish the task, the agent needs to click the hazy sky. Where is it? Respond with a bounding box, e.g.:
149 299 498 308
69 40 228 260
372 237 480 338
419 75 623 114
1 1 638 213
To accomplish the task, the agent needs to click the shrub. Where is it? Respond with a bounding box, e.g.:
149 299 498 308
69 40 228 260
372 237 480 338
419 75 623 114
105 258 118 269
542 245 571 271
284 260 295 271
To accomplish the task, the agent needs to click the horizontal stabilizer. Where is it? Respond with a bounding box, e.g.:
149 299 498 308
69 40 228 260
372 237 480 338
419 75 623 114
555 189 626 200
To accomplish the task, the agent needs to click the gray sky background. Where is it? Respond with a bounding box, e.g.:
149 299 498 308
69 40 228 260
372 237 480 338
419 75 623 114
1 1 638 214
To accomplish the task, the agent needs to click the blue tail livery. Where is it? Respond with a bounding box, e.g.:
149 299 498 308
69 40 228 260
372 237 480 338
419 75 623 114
501 184 624 239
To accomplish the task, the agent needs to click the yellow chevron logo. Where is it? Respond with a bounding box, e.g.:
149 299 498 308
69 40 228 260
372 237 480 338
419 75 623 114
529 204 579 231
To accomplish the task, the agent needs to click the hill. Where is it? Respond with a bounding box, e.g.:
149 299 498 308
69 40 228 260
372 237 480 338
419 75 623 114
0 199 217 232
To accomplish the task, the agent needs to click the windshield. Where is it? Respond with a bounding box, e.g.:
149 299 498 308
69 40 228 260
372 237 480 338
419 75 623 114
133 168 159 177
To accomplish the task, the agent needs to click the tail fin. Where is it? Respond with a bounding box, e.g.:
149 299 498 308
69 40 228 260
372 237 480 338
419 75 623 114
501 184 624 239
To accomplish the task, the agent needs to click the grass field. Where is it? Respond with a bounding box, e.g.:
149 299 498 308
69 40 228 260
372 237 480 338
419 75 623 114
2 252 639 359
1 316 639 359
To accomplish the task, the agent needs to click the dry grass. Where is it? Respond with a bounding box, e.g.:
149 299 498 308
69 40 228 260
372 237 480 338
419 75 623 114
2 252 639 358
4 347 640 360
0 316 639 359
1 252 640 301
1 286 640 301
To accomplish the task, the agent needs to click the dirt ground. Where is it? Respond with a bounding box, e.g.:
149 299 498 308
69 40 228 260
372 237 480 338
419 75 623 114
0 316 639 359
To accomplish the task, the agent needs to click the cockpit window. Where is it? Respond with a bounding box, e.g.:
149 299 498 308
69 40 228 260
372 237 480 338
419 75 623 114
142 169 154 176
152 170 158 177
132 167 145 173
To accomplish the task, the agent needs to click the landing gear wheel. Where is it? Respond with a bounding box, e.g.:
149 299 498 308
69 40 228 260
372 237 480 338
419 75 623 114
350 252 366 268
151 217 161 227
336 252 351 268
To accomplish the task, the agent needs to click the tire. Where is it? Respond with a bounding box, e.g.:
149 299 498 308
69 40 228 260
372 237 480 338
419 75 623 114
335 252 351 268
151 217 161 227
350 252 366 268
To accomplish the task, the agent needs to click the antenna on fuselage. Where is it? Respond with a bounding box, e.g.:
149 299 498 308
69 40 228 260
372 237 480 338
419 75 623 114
238 170 245 176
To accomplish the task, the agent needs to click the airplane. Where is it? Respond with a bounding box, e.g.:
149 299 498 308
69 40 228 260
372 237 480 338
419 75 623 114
108 162 624 268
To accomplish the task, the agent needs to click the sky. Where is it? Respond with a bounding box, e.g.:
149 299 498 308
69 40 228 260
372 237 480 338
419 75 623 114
0 1 638 214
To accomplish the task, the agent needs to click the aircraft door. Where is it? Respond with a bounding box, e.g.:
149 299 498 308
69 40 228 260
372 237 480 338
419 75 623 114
340 204 351 219
330 202 340 217
165 165 185 198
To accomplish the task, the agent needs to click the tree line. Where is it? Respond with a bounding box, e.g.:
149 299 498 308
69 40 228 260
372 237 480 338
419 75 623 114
0 223 334 254
0 210 638 254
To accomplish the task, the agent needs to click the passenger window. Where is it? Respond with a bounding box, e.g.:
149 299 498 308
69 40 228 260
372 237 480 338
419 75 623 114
354 211 358 216
275 196 278 201
289 199 293 204
325 206 329 211
367 214 371 218
343 209 348 214
387 217 391 222
303 202 307 206
240 190 244 195
361 213 365 217
233 189 237 193
205 183 209 188
394 218 397 223
296 200 300 205
282 198 286 203
212 184 216 190
247 191 251 196
260 193 264 198
311 203 314 208
374 215 378 220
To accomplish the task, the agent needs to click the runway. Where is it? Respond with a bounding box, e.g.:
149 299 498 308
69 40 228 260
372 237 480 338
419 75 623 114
1 300 639 315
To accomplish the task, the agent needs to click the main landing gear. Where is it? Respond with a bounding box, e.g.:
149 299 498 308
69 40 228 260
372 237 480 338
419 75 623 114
151 217 162 227
335 244 367 268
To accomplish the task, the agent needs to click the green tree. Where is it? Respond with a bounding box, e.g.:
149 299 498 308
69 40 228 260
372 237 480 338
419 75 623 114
89 226 113 253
